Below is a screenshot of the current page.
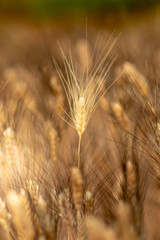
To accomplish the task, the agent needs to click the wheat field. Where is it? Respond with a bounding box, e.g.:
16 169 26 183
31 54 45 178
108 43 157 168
0 15 160 240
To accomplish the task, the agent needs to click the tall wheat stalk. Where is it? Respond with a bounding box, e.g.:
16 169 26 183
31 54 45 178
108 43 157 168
54 37 117 167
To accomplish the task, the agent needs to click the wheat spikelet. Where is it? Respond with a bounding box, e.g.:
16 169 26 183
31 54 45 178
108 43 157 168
126 160 137 201
48 125 58 163
37 195 56 239
112 102 130 132
71 167 85 240
113 172 124 202
75 96 86 137
27 179 39 204
50 188 59 211
19 189 35 239
3 128 16 168
71 167 83 211
50 189 59 239
58 192 75 229
26 180 42 233
84 190 94 214
126 160 141 234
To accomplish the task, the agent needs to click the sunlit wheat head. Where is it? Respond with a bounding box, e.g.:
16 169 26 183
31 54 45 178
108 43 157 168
54 36 117 137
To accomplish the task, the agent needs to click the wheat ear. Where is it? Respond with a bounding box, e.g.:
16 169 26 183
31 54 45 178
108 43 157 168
75 96 86 168
86 215 117 240
0 198 11 240
54 37 116 167
48 126 58 163
58 192 75 229
116 201 137 240
7 190 35 240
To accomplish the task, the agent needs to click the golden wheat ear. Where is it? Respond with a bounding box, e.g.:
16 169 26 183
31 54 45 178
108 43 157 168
0 197 11 240
54 34 117 168
86 215 117 240
7 190 35 240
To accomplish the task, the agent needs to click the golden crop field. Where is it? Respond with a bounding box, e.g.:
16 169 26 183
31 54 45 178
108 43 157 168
0 6 160 240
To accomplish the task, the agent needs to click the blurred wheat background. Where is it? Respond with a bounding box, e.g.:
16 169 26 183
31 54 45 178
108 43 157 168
0 0 160 240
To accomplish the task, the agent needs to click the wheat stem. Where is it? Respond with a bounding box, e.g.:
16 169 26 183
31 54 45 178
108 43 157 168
78 135 82 168
68 229 70 240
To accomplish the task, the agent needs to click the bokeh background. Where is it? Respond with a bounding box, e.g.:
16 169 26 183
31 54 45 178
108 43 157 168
0 0 160 26
0 0 160 16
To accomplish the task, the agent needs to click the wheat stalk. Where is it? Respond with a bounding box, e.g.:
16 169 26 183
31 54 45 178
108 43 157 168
54 37 116 167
